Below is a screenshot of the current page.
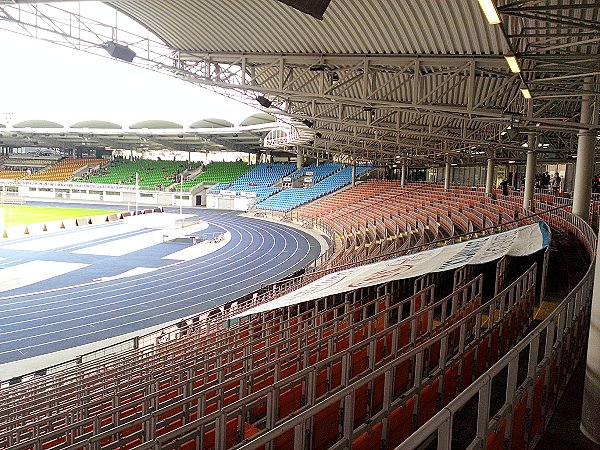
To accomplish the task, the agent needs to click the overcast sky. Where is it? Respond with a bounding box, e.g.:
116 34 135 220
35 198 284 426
0 24 261 127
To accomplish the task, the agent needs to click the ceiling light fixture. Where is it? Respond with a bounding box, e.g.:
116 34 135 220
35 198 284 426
477 0 501 24
520 85 532 99
504 52 520 73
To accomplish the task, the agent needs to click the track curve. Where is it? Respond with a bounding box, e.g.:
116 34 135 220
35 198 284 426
0 209 321 364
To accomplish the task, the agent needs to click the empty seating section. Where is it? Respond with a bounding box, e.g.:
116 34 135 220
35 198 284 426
227 163 295 201
179 162 251 190
296 180 401 218
80 159 197 189
208 182 230 193
293 182 533 267
25 158 106 182
289 162 343 182
1 185 587 450
256 165 371 211
0 247 540 450
0 170 26 180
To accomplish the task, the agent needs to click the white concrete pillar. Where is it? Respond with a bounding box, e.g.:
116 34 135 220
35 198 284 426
401 164 407 187
581 75 600 444
573 76 598 221
582 226 600 445
485 158 495 194
444 162 451 191
296 152 304 170
351 163 356 187
523 134 537 211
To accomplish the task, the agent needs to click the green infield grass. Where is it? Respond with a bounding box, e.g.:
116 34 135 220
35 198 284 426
0 205 121 227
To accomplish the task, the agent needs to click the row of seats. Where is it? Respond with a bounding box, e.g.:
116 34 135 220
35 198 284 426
287 162 343 183
0 230 537 450
0 170 27 180
177 162 251 190
225 163 296 200
295 182 532 267
25 158 106 182
256 165 371 211
79 159 198 189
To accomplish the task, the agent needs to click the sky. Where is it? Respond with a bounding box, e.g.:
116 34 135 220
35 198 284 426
0 5 261 128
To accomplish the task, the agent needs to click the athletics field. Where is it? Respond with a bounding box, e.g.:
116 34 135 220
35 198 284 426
0 205 121 228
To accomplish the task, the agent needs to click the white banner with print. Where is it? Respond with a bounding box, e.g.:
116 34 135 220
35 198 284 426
233 222 550 318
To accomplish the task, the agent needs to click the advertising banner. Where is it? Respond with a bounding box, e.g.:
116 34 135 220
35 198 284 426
233 221 550 318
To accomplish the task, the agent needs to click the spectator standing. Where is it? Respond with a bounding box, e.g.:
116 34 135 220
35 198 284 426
551 172 561 195
500 177 509 196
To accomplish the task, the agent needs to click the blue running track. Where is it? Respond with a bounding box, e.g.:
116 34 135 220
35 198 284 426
0 208 321 364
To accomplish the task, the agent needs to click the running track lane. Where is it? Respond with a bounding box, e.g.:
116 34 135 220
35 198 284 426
0 212 321 364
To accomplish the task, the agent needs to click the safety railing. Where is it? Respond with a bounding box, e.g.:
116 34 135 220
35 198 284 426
110 263 536 450
0 269 486 447
0 187 559 392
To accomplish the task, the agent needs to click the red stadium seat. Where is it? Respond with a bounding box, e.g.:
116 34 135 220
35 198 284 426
511 389 528 450
486 418 507 450
352 421 383 450
461 346 476 391
529 371 545 439
442 362 459 406
313 402 341 449
418 378 440 426
388 398 415 449
279 383 303 418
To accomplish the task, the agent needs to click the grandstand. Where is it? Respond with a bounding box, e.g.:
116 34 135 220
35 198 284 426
0 184 587 450
25 158 106 182
226 163 296 201
0 170 26 180
256 165 371 211
1 0 599 449
177 161 251 191
78 159 197 189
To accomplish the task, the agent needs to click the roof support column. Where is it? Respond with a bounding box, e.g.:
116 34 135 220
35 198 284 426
485 158 495 194
444 162 451 192
401 163 407 188
296 151 304 170
523 134 537 211
351 162 356 187
581 75 600 445
573 76 598 222
582 227 600 445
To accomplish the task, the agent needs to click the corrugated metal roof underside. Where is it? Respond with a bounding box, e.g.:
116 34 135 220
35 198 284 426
107 0 505 55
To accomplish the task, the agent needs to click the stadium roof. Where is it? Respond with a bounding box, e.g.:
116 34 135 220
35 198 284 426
0 0 598 164
0 114 281 154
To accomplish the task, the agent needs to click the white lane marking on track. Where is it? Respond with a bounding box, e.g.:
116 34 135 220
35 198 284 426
0 221 313 349
0 230 311 356
2 222 127 252
0 221 266 325
0 221 249 308
5 218 308 324
0 217 251 304
162 232 231 261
